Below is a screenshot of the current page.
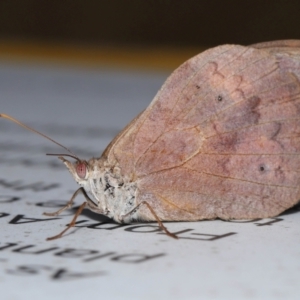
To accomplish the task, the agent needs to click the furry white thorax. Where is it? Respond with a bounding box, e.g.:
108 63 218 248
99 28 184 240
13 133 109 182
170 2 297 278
79 164 138 223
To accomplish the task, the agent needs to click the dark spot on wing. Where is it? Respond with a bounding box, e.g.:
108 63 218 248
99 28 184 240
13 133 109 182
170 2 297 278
259 164 266 172
223 96 261 131
213 131 239 153
269 122 282 140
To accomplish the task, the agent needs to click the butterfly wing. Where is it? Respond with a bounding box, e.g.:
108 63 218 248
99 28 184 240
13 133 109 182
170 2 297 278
106 45 233 176
106 41 300 221
251 39 300 49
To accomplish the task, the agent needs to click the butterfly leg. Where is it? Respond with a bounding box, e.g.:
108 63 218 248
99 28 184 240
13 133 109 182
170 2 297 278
43 187 90 217
123 201 178 239
44 187 98 240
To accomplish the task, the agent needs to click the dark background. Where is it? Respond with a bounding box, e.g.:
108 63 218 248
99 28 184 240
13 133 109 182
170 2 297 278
1 0 300 48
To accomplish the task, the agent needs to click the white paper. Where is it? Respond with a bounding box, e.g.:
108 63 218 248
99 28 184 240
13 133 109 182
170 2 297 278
0 60 299 300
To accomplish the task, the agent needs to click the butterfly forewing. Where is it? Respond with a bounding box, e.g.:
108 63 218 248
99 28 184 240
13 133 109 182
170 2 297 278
105 41 300 221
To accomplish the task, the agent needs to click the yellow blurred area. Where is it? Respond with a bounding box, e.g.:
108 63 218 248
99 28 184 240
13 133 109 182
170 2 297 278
0 40 206 71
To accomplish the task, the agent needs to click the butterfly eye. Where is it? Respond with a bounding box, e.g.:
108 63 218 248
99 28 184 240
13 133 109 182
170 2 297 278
76 162 87 179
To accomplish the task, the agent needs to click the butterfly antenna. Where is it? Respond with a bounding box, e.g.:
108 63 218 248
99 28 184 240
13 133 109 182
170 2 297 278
0 113 79 160
46 153 81 163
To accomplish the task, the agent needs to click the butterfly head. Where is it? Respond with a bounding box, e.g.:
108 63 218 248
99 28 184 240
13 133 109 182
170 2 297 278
58 156 90 186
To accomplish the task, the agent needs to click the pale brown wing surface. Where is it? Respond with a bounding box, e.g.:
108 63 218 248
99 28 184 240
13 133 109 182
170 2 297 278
250 39 300 49
101 110 144 161
106 45 240 176
133 42 300 221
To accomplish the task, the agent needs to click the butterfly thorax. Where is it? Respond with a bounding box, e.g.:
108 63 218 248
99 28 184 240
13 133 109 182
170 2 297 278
62 157 138 223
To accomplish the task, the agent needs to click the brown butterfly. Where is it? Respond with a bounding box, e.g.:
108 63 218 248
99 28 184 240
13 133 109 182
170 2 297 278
2 40 300 240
